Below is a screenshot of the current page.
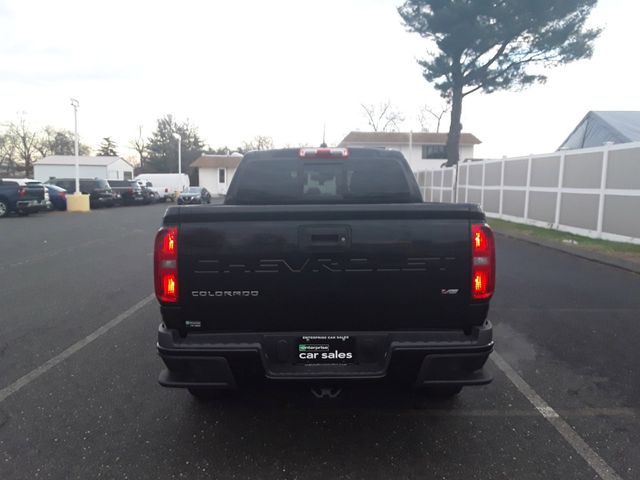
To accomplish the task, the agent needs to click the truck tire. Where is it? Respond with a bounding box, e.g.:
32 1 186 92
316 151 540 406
0 200 8 218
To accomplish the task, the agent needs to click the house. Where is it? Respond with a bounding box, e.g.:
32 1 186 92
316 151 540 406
558 111 640 150
34 156 134 182
338 131 481 171
191 153 243 196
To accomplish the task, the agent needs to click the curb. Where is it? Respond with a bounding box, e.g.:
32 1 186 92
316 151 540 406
492 228 640 276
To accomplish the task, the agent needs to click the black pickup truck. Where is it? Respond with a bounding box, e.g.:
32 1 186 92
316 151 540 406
0 179 45 217
109 180 151 205
155 148 496 399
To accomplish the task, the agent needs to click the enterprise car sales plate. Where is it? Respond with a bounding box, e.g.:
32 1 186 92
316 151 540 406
296 335 356 364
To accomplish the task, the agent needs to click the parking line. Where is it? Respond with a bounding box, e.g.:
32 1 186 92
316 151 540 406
0 293 155 403
491 351 624 480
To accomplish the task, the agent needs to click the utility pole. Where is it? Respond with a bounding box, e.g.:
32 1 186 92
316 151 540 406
174 133 182 174
70 98 80 194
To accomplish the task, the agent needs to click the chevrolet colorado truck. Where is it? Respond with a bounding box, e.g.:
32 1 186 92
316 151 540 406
155 147 496 399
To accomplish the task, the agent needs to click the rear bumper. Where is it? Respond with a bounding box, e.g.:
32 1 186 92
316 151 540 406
91 196 115 206
157 322 493 390
15 200 41 212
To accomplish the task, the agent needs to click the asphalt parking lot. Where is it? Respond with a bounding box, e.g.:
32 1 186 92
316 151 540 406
0 203 639 480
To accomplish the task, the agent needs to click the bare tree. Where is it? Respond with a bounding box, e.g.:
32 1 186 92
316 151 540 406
241 135 274 152
361 101 405 132
7 117 39 178
36 126 90 157
130 126 148 170
418 104 450 133
0 132 18 177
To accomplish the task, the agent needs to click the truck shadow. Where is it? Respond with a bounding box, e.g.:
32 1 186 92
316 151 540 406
164 385 468 477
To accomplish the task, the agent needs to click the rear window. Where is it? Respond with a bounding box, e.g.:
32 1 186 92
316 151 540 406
227 153 418 205
80 180 97 191
53 180 75 192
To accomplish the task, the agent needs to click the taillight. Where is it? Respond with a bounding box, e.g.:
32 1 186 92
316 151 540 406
471 223 495 300
299 147 348 159
154 227 178 303
18 186 27 197
60 191 66 199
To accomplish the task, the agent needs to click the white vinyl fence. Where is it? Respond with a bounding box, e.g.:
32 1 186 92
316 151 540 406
415 142 640 245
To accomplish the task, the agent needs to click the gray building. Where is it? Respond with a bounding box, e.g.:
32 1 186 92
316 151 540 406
558 111 640 150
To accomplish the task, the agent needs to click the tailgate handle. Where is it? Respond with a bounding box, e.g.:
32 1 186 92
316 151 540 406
299 225 351 249
311 234 343 244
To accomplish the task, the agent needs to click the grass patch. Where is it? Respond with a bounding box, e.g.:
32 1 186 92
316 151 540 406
488 217 640 263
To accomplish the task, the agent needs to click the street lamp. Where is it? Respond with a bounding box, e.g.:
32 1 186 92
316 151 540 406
70 98 80 194
174 133 182 175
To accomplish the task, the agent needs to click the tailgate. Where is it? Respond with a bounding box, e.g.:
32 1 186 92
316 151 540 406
25 185 45 201
173 204 482 332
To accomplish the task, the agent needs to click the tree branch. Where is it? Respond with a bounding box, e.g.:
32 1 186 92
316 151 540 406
462 84 484 96
463 38 513 82
463 49 558 96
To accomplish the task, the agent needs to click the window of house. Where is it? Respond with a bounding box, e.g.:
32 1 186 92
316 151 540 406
124 171 132 180
219 168 226 183
421 144 447 159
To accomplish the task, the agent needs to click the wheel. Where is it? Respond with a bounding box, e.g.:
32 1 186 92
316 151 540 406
0 200 9 218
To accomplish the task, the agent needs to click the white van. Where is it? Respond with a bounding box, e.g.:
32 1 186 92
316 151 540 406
134 173 190 202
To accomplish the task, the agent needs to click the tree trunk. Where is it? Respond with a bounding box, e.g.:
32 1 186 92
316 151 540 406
445 82 463 167
446 55 464 167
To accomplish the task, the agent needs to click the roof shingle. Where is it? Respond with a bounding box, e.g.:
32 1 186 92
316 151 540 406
191 154 243 169
338 131 481 146
36 155 130 166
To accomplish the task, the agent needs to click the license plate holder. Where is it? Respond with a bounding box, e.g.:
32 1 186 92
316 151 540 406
296 335 356 364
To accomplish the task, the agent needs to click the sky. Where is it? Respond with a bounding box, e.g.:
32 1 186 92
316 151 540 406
1 0 638 163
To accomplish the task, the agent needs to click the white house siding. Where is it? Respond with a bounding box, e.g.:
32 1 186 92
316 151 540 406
398 145 476 170
460 145 474 162
106 158 134 180
347 143 475 172
199 167 237 196
34 165 107 182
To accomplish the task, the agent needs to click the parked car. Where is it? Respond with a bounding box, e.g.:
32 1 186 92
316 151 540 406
4 178 51 210
46 184 67 211
134 173 190 202
136 181 159 203
25 180 52 210
177 186 211 205
48 178 116 208
0 178 44 217
109 180 151 205
155 147 496 400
